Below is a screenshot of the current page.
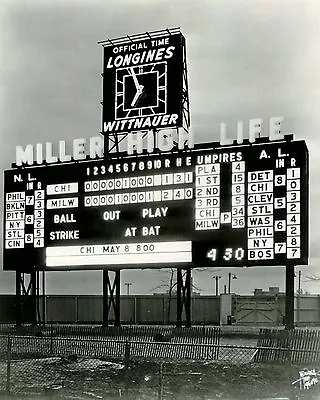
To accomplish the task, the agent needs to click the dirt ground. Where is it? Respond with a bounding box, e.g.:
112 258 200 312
1 356 320 399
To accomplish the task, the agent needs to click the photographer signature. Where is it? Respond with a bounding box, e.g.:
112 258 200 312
292 368 320 390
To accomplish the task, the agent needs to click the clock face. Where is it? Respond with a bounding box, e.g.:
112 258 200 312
115 62 167 120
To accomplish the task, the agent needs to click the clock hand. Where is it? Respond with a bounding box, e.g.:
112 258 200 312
131 92 140 107
130 67 140 90
131 85 144 107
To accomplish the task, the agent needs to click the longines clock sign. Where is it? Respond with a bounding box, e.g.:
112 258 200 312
102 31 184 133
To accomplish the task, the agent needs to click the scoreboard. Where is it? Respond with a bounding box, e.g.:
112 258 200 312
3 139 308 271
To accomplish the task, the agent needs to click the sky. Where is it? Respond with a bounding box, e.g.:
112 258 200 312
0 0 319 296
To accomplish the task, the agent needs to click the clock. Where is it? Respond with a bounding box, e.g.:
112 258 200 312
115 62 167 120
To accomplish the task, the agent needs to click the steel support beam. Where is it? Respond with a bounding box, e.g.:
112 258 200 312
176 268 192 327
15 273 22 327
103 270 121 326
30 271 37 326
285 265 295 330
15 271 41 326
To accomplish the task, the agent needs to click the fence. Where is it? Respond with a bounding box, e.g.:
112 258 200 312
255 328 320 364
1 335 320 398
0 323 221 343
1 334 222 398
0 327 319 398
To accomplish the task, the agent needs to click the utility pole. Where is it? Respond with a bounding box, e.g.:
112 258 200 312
298 270 302 295
124 282 132 296
228 273 237 294
212 276 221 296
297 270 301 325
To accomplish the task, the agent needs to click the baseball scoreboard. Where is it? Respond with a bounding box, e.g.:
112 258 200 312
3 139 308 271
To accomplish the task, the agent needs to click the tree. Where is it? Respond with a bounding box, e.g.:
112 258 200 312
304 274 320 282
150 268 202 323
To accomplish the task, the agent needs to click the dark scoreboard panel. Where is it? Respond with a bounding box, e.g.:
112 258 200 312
3 140 308 271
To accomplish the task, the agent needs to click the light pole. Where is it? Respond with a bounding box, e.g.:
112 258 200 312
297 270 302 325
124 282 132 295
228 273 237 294
212 276 221 296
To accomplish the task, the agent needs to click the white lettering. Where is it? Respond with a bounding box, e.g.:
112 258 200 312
269 116 284 141
103 210 120 220
127 131 145 155
73 138 86 160
249 118 262 143
16 144 34 166
142 226 160 235
46 142 58 164
53 214 76 223
142 207 168 218
59 141 72 163
90 136 104 158
50 230 80 240
157 131 173 152
220 123 233 146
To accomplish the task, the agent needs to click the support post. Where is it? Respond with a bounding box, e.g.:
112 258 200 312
15 273 22 327
102 269 121 327
176 268 192 328
176 269 182 328
30 271 37 326
36 271 44 326
42 271 46 326
15 271 39 326
285 265 295 330
103 270 108 326
297 270 301 325
115 270 121 327
185 269 191 327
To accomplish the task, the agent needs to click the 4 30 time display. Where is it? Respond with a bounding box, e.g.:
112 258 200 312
207 247 245 262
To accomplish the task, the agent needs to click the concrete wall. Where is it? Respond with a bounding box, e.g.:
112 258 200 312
46 296 77 322
0 295 16 323
1 294 319 326
295 296 320 326
192 296 220 324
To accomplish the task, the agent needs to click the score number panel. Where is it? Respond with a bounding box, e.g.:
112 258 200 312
3 140 308 270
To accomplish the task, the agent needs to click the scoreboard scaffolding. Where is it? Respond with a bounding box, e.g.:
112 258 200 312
3 139 309 271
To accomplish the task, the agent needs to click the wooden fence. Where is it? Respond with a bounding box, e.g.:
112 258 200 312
7 336 221 361
255 328 320 363
1 325 221 362
0 323 220 341
2 327 320 364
